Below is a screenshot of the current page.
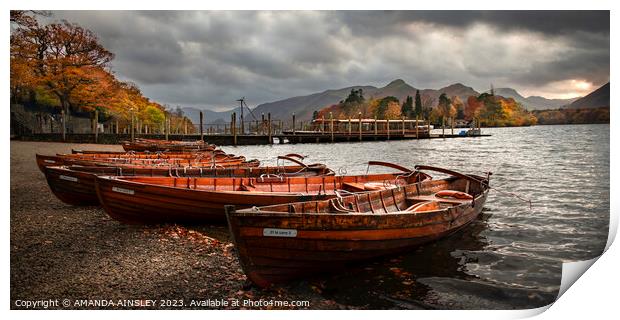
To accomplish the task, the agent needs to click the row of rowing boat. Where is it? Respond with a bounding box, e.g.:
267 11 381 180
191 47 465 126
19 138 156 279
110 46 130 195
94 167 431 224
121 138 214 152
36 140 491 287
44 159 335 206
35 151 259 173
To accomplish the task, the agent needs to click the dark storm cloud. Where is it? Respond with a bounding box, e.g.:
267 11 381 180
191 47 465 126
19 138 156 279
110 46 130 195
45 10 609 109
337 11 609 35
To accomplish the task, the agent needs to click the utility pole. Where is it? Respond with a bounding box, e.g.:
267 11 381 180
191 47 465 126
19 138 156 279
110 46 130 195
237 97 245 135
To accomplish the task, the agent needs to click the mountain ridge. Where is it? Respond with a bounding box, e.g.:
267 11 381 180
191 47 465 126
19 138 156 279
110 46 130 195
493 88 578 109
567 82 609 109
183 79 591 124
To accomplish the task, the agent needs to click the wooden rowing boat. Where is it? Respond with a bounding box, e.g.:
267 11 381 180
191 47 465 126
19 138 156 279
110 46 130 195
121 138 214 152
44 159 334 206
35 152 258 173
225 165 490 287
95 162 432 224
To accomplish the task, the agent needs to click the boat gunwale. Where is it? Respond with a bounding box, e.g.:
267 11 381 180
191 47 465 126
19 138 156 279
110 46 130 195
95 172 427 197
231 187 488 218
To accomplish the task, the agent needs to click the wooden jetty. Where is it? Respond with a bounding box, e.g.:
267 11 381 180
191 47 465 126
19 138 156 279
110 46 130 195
13 110 490 145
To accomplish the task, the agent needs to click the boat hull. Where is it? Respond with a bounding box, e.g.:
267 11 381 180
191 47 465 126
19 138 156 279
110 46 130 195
36 154 64 173
95 177 330 224
44 164 333 207
44 167 100 206
227 187 488 287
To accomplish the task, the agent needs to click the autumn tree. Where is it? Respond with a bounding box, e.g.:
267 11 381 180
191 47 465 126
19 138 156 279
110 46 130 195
436 93 455 120
465 96 483 120
69 66 118 112
401 95 413 118
420 94 435 120
11 20 114 117
374 96 400 119
344 88 365 104
472 93 536 126
414 90 422 117
10 10 50 30
452 96 465 119
11 12 194 133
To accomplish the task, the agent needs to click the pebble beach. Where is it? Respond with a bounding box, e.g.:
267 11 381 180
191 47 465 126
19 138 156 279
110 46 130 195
10 141 342 310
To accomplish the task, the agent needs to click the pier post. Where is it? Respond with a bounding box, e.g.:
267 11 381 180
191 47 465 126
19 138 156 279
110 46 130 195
130 112 135 142
374 117 378 136
261 113 265 135
415 115 419 139
232 112 237 145
93 109 99 143
442 117 445 138
402 116 405 135
358 112 363 141
477 117 481 135
61 110 66 141
387 120 390 140
267 113 272 145
167 117 171 139
292 113 296 135
451 117 454 136
329 113 334 142
199 111 204 141
348 117 352 136
427 120 431 138
165 115 169 141
240 113 244 135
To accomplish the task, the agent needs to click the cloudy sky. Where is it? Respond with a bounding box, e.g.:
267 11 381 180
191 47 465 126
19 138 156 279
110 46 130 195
46 11 609 111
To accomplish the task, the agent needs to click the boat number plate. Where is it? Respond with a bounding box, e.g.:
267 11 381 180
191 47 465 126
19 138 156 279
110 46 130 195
44 160 56 163
112 187 135 195
263 228 297 238
59 175 78 182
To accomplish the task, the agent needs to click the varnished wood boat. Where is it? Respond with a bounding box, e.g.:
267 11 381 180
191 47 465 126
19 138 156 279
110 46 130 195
225 165 490 287
121 138 215 152
94 162 432 224
44 158 334 206
36 152 257 172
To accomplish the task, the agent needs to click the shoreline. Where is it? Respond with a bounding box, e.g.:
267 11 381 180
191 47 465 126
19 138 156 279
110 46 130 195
9 141 343 310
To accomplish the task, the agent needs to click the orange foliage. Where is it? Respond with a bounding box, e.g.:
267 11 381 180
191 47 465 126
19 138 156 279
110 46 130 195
10 12 193 127
471 94 537 126
465 96 483 120
533 107 609 124
384 101 402 119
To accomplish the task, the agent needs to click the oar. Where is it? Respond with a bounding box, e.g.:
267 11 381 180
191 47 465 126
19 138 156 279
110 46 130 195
366 161 413 174
414 165 533 209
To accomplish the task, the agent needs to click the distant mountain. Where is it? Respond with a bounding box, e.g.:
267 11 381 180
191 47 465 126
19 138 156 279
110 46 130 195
493 87 579 110
567 82 610 109
181 106 234 125
251 85 378 121
251 80 481 121
183 79 589 123
368 79 417 100
436 83 480 103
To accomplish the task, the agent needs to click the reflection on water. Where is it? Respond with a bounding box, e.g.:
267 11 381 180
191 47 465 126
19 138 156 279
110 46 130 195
224 124 609 309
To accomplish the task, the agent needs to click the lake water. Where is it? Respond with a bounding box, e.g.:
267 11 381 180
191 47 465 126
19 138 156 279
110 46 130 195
224 124 610 309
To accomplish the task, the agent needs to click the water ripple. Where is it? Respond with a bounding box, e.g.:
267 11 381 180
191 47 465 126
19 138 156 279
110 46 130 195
224 124 609 309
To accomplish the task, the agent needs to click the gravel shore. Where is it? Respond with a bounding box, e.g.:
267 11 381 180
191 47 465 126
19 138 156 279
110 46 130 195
10 141 343 310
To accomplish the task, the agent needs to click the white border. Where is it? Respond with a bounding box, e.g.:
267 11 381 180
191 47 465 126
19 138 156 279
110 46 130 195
3 1 616 319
